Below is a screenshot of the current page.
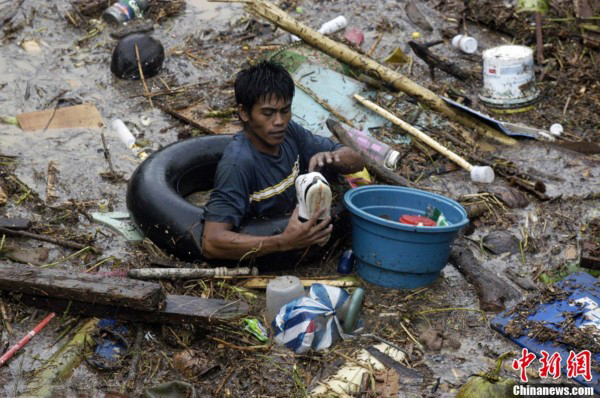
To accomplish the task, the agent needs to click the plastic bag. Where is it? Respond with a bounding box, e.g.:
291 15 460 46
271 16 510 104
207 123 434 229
272 284 351 353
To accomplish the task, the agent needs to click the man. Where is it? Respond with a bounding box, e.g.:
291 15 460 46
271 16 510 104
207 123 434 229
201 61 364 260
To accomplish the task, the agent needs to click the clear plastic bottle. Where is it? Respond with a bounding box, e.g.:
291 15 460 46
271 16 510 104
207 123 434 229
346 128 400 170
103 0 150 25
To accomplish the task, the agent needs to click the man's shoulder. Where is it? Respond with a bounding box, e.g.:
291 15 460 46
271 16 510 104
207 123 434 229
220 133 254 166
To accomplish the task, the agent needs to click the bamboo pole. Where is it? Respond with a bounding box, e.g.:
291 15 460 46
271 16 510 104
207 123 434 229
354 95 495 183
217 0 516 146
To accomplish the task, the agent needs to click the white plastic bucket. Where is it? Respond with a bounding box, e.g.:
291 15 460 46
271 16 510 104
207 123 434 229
479 45 539 108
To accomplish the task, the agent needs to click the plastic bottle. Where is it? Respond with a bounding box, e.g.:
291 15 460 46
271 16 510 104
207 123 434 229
346 128 400 170
291 15 348 42
451 34 478 54
103 0 150 25
337 250 355 274
111 119 136 148
266 276 306 324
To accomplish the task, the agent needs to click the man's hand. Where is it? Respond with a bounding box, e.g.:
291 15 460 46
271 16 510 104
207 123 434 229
309 151 340 172
280 206 333 250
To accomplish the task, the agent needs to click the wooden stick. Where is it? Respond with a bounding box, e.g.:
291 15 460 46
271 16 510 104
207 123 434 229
232 0 516 146
0 226 90 251
0 312 55 367
353 94 474 172
134 43 154 109
326 119 412 187
294 80 357 129
100 132 117 179
0 298 14 335
367 32 383 57
127 267 259 281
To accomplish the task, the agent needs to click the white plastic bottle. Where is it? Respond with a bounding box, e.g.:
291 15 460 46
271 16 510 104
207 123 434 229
452 34 478 54
111 119 136 148
291 15 348 42
266 276 306 324
346 128 400 170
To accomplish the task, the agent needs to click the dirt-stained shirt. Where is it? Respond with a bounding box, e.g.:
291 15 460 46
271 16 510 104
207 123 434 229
204 120 342 228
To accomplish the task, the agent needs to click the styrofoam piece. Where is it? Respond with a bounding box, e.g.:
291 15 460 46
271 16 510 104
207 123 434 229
291 15 347 42
470 166 495 183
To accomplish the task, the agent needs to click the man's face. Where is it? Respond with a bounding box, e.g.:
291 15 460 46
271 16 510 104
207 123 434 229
239 95 292 154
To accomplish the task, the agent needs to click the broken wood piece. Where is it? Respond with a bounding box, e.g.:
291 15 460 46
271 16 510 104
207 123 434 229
237 275 361 289
0 184 6 206
16 103 104 132
0 262 165 312
449 243 520 312
326 119 412 187
408 40 473 82
128 266 259 281
353 95 495 183
0 217 32 230
157 102 241 135
0 226 91 251
405 0 433 31
18 293 249 324
224 0 516 146
18 318 97 398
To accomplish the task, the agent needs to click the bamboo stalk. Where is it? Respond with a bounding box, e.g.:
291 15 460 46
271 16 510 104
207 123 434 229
223 0 516 146
353 95 474 172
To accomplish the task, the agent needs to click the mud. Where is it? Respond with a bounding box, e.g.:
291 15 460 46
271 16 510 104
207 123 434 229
0 0 599 397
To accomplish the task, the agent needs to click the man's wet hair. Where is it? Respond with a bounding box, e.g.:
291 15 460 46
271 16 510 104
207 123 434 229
234 61 294 114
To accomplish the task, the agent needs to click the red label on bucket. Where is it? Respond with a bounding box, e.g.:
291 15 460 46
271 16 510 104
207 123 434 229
399 215 436 227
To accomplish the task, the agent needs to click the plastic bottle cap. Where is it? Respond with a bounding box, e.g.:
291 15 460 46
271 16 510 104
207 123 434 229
452 34 477 54
549 123 563 136
384 150 400 170
399 215 437 227
470 166 495 183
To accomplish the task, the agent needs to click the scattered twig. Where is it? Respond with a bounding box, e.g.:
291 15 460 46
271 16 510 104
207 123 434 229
122 323 144 393
367 32 383 57
134 43 154 109
214 367 236 396
399 321 424 350
207 336 268 351
0 226 91 251
0 298 14 335
128 267 259 281
100 132 118 180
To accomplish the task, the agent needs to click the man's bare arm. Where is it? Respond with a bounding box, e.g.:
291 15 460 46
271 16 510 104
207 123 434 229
202 206 332 260
309 146 365 174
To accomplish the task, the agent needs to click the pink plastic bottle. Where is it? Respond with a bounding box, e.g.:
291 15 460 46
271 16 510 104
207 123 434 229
346 128 400 170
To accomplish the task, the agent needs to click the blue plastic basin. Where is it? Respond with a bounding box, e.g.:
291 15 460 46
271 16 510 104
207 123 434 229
343 186 468 289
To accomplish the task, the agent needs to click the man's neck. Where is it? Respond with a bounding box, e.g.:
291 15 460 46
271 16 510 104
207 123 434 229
244 129 281 156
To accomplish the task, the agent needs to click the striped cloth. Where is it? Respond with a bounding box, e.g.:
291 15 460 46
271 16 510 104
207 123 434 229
272 284 351 353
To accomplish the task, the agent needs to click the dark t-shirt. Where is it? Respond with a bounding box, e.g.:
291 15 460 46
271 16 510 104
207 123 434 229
204 120 343 228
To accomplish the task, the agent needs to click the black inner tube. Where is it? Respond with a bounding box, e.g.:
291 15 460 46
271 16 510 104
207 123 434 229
126 135 345 268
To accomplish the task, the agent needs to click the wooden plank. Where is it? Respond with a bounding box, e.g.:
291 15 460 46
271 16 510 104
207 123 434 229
17 103 104 131
158 102 240 135
17 293 249 324
0 262 165 311
0 217 32 230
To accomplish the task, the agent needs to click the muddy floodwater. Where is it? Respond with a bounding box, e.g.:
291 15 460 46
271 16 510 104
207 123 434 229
0 0 599 397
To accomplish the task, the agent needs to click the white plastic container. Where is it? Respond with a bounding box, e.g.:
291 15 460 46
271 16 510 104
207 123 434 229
451 34 478 54
291 15 347 42
111 119 136 148
479 45 539 108
266 276 305 324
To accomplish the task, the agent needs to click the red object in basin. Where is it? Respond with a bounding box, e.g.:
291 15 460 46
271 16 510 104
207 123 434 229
399 215 436 227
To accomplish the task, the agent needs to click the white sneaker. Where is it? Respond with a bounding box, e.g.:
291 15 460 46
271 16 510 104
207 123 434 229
295 172 332 221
